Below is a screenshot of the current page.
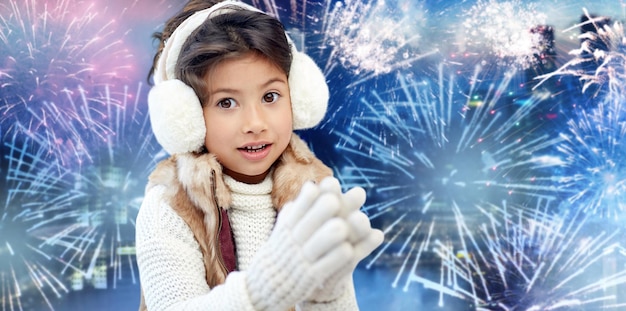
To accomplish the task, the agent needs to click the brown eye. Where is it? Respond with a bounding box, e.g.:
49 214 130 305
217 98 237 109
262 92 280 103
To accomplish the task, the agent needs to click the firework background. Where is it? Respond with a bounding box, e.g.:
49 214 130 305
1 0 626 310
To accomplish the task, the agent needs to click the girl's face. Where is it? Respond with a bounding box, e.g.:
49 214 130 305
203 52 293 184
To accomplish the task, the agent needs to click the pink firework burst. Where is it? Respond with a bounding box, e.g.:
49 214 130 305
0 0 136 166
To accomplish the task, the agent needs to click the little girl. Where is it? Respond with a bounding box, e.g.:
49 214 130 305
136 0 383 310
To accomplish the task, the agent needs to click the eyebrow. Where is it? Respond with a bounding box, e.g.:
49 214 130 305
211 77 288 95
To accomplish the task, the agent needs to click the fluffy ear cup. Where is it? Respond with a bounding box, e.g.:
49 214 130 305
289 49 329 130
148 79 206 155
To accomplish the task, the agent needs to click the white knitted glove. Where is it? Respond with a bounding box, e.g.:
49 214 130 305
305 177 384 303
245 181 354 311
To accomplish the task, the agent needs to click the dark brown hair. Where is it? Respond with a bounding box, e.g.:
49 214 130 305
148 1 292 105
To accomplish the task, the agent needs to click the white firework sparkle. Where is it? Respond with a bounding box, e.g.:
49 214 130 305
536 8 626 103
431 201 626 310
460 0 549 69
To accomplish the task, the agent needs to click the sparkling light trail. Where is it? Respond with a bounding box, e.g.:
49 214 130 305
1 134 87 310
331 62 573 306
255 0 435 86
1 82 163 309
543 94 626 221
530 8 626 221
459 0 550 69
535 8 626 103
428 201 626 309
0 0 136 166
74 83 165 289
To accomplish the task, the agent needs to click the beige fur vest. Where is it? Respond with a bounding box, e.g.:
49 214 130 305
138 134 333 310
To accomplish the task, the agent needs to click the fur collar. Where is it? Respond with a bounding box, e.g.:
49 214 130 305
145 133 332 286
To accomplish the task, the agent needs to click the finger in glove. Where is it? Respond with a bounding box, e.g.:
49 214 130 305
308 241 354 280
302 217 350 261
291 193 341 245
278 181 321 229
352 228 384 262
345 210 374 243
338 186 366 218
318 176 342 195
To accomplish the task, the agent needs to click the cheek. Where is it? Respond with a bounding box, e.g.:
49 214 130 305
202 111 223 146
278 109 293 144
284 114 293 131
283 101 294 129
279 106 293 134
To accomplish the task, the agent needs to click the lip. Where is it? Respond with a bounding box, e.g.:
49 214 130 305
237 142 272 161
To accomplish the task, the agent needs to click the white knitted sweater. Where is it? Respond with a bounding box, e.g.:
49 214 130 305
136 174 358 311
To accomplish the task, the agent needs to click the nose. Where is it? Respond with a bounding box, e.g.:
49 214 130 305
242 103 268 134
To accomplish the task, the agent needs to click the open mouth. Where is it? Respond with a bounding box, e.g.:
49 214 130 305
239 144 268 153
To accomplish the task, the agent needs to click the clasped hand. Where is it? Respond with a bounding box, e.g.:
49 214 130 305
245 177 384 310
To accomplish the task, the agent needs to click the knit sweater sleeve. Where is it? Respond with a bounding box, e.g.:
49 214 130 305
136 185 256 311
